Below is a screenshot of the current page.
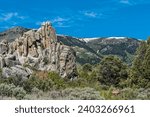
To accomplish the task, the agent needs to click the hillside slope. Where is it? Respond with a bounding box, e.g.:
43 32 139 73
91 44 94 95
0 27 140 65
0 26 30 42
80 37 140 64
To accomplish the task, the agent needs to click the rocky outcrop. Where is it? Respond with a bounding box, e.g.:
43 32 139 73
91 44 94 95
0 22 77 79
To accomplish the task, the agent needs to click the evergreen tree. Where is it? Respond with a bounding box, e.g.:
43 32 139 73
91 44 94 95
130 39 150 88
98 56 128 87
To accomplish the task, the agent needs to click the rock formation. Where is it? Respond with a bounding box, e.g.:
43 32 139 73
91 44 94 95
0 22 77 79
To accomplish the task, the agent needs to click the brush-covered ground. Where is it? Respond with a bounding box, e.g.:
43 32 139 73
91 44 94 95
0 37 150 100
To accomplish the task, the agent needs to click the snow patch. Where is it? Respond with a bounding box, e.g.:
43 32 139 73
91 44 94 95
106 37 127 39
79 38 99 42
79 37 128 43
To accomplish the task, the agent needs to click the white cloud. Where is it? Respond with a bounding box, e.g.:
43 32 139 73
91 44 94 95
55 22 70 28
81 11 103 19
36 17 70 28
119 0 132 5
118 0 150 6
0 12 26 21
51 17 70 28
51 17 69 23
83 11 97 18
17 15 26 20
3 12 17 21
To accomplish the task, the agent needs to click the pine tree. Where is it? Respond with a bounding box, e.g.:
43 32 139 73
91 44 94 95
98 56 128 87
130 38 150 88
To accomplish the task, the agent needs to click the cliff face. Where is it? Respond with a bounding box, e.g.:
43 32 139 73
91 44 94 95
0 22 77 79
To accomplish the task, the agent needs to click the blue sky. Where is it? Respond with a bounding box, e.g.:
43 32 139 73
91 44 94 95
0 0 150 39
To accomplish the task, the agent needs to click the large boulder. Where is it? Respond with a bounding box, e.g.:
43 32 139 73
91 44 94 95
2 65 32 80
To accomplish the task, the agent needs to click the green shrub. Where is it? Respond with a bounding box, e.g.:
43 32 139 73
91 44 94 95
119 88 137 100
82 63 92 72
23 72 65 92
0 83 16 98
50 87 104 100
13 87 26 100
135 88 150 99
23 76 38 92
37 78 54 91
48 72 66 90
0 83 26 99
0 76 25 88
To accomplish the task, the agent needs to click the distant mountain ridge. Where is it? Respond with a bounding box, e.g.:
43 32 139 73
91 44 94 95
58 35 140 64
0 27 141 65
82 37 140 64
0 26 30 42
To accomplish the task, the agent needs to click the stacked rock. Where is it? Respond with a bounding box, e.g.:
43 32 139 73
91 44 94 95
0 21 77 79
